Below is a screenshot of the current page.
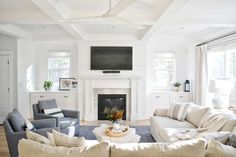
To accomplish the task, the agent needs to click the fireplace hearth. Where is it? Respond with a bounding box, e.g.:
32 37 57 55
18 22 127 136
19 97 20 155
98 94 126 120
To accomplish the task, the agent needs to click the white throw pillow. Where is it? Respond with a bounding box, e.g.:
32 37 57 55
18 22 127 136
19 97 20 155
44 108 64 118
168 102 191 121
25 119 35 130
206 140 236 157
26 130 52 145
52 130 85 147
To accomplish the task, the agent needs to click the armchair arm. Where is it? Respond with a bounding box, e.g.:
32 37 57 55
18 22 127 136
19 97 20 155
31 118 57 129
62 109 80 119
34 113 60 127
33 127 59 137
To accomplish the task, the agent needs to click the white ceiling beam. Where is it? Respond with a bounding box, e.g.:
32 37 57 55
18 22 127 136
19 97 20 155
31 0 85 40
167 17 236 27
140 0 190 41
0 24 32 40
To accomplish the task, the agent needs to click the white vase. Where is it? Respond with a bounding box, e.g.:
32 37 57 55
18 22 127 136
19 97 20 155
173 87 179 92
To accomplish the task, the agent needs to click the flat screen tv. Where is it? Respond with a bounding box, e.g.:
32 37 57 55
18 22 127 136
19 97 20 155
90 46 133 70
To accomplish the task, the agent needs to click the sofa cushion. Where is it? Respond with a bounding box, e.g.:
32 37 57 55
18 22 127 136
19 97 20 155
206 140 236 157
111 139 206 157
38 99 57 113
59 117 79 130
151 116 196 132
8 109 26 131
220 114 236 131
227 132 236 148
18 139 110 157
186 104 209 127
198 109 227 132
159 128 195 142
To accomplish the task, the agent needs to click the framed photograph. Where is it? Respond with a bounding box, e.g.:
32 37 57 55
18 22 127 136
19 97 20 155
59 78 75 91
71 80 78 90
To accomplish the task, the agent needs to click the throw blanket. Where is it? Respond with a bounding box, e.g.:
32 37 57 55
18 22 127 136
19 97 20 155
198 111 227 132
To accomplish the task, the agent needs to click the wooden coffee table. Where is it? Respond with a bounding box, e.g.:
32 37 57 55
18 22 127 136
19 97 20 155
93 124 140 143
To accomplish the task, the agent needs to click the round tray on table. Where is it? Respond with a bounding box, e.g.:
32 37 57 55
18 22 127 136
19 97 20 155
104 126 129 137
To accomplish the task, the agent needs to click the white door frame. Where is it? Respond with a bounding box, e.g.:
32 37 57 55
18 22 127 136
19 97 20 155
0 49 14 113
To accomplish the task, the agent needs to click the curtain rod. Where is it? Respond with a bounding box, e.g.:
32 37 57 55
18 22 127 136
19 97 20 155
196 31 236 47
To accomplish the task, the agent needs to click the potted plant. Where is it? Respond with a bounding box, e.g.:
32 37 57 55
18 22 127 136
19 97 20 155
43 80 53 91
104 107 124 130
173 82 181 92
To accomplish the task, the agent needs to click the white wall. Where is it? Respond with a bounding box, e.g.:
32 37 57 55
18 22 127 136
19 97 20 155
35 42 77 90
0 33 17 109
146 41 189 91
17 38 37 118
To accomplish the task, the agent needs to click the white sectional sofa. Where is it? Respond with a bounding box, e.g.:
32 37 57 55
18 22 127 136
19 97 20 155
150 103 236 142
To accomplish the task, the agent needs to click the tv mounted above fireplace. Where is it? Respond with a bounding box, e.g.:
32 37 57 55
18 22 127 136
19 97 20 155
90 46 133 70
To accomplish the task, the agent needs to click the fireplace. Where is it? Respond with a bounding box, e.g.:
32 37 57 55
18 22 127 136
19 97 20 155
98 94 126 120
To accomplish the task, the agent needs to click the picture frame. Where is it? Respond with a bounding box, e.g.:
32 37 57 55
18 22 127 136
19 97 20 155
59 78 75 91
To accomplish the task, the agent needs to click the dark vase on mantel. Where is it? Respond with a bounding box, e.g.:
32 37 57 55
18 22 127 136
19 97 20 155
184 80 190 92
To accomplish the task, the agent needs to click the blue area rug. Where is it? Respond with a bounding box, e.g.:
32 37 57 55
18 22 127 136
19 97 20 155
78 126 155 143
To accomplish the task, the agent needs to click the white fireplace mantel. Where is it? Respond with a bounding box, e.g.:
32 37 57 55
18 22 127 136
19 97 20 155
81 77 146 121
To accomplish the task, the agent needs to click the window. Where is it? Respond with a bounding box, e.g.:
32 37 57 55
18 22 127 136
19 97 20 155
208 47 236 108
153 52 175 89
208 50 236 80
48 52 70 89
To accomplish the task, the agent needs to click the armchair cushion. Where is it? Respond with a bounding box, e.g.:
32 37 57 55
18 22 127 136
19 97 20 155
60 117 79 130
38 99 57 113
8 109 26 131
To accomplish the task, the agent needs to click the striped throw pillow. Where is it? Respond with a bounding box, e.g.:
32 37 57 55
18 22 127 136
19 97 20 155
44 108 64 117
168 102 191 121
52 130 85 147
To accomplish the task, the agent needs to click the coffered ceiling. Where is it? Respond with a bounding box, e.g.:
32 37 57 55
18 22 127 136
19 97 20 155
0 0 235 42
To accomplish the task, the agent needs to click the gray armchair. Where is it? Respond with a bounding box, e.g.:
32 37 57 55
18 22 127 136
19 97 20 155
3 109 58 157
32 99 80 136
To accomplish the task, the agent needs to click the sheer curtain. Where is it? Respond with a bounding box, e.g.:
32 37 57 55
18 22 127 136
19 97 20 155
195 45 209 106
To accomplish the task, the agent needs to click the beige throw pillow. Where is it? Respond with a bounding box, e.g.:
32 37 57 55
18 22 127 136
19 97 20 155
18 139 110 157
47 132 55 146
26 130 52 145
186 104 209 127
206 140 236 157
153 108 168 117
111 139 206 157
52 130 85 147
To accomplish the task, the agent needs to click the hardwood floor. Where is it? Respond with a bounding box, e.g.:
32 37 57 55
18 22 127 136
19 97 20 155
0 119 150 157
0 125 10 157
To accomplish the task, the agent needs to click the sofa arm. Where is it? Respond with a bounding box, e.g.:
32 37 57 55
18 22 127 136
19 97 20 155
153 108 169 117
31 118 57 129
62 110 80 119
34 113 60 127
